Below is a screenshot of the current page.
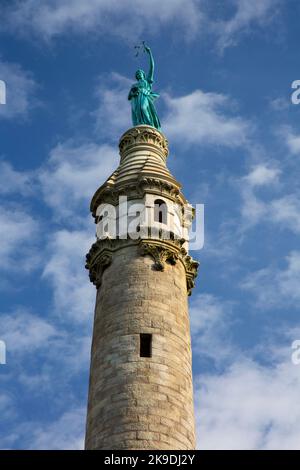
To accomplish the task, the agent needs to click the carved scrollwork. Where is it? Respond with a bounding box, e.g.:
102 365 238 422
181 254 199 296
139 238 199 295
119 126 169 159
139 242 178 271
85 249 112 289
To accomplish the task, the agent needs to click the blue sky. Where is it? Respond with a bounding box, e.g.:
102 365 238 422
0 0 300 450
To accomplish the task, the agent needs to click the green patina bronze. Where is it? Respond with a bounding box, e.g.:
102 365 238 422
128 43 161 130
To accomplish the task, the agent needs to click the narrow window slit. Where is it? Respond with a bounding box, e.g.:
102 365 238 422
154 199 167 224
140 334 152 357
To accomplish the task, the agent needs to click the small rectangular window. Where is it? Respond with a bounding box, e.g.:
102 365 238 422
140 334 152 357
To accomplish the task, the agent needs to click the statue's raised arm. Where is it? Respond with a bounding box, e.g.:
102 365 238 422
144 44 154 84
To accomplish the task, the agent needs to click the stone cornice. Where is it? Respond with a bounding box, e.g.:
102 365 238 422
86 236 199 295
119 125 169 160
90 178 185 218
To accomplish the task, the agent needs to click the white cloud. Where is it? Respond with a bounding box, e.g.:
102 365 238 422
241 251 300 309
1 310 58 353
1 0 203 42
0 405 86 449
28 407 85 450
190 293 236 366
93 72 132 139
244 164 280 188
0 0 282 52
0 394 15 421
191 292 300 449
284 130 300 155
240 188 267 226
39 140 118 221
196 355 300 449
0 58 37 119
270 195 300 234
269 97 289 111
240 164 277 221
214 0 281 52
0 206 39 271
15 407 86 450
42 229 95 323
238 163 300 235
239 163 280 226
0 161 34 196
163 90 250 148
17 333 91 394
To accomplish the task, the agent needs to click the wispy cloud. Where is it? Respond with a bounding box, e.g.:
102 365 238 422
238 163 300 234
213 0 282 53
39 140 118 221
241 251 300 309
93 72 131 139
243 164 281 188
0 58 37 119
42 229 95 324
196 353 300 449
282 127 300 155
190 293 237 366
239 163 281 227
0 205 39 273
163 90 250 148
4 406 86 450
0 161 34 196
28 407 86 450
0 0 283 52
0 0 203 42
1 310 59 353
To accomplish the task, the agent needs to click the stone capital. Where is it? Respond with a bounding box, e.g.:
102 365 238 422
119 125 169 160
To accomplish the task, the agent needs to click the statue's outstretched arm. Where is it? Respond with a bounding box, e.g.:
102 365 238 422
144 44 154 84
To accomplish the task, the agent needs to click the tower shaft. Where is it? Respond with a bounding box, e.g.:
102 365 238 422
85 126 198 450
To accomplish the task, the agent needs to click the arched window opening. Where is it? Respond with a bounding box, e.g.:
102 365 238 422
154 199 167 224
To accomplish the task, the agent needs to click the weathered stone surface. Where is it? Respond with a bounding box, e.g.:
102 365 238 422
85 245 196 450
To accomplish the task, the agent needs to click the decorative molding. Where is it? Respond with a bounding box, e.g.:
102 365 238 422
86 239 139 289
85 249 112 289
119 125 168 159
86 233 199 295
137 177 181 199
181 253 199 296
90 179 184 218
139 242 178 271
139 238 199 295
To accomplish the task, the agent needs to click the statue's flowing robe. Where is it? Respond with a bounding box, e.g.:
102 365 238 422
129 78 161 130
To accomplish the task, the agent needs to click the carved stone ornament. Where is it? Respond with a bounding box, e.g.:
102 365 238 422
85 239 138 288
139 242 178 271
139 239 199 295
181 254 199 296
86 236 198 295
91 179 184 218
85 249 112 289
119 126 169 159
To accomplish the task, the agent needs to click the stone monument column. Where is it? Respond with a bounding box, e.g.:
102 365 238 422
85 125 198 450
